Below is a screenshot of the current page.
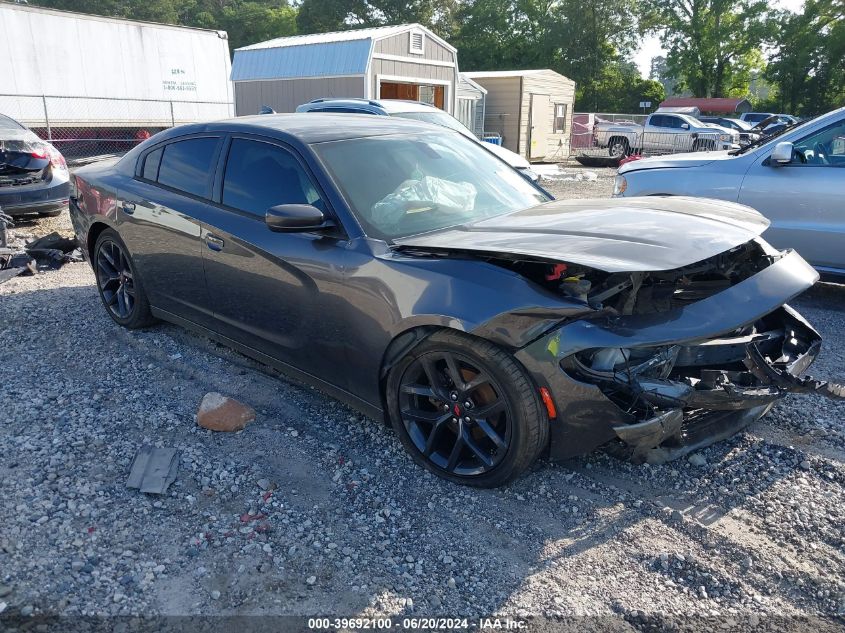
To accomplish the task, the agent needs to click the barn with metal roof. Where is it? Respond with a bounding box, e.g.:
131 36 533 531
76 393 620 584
231 24 459 116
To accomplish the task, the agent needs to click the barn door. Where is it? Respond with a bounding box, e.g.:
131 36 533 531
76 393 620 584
529 93 550 160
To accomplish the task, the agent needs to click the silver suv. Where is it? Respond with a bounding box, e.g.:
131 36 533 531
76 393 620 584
614 107 845 279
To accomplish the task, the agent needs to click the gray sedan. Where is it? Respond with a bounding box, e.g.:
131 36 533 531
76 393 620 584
614 106 845 279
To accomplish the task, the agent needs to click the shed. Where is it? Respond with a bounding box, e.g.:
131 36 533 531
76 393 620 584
463 69 575 161
456 73 486 137
231 24 458 116
658 97 752 114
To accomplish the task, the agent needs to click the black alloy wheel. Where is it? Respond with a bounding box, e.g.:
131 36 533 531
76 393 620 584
97 238 136 319
387 330 548 487
399 350 512 476
93 229 154 328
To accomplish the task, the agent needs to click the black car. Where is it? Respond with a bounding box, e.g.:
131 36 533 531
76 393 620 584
69 114 832 487
0 113 69 217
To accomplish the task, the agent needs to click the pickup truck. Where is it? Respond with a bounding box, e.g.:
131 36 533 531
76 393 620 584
594 113 741 157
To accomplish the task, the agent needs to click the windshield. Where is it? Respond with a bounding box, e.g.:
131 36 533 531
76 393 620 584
314 131 549 241
730 114 820 155
390 111 474 138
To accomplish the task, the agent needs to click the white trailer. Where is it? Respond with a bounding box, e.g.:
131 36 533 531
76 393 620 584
0 2 233 132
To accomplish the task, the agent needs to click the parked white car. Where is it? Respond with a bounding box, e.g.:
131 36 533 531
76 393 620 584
594 112 741 157
614 106 845 278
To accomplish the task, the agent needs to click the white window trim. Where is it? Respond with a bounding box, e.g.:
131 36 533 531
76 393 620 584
409 30 425 55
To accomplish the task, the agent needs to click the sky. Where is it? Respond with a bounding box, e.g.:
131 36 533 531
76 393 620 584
633 0 806 77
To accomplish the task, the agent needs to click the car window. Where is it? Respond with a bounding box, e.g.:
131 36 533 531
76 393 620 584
156 137 219 198
793 118 845 166
141 147 163 181
222 138 323 217
665 116 683 129
314 131 549 241
650 115 667 128
0 114 25 131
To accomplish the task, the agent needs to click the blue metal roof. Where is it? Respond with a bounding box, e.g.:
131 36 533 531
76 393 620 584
231 40 371 81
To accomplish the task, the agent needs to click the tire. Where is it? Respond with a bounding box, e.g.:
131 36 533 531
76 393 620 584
386 330 548 487
608 137 630 158
93 228 155 329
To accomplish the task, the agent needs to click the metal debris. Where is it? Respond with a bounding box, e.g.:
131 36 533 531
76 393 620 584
126 446 179 495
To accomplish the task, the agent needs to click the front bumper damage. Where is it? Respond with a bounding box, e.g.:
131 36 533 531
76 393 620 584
515 249 844 464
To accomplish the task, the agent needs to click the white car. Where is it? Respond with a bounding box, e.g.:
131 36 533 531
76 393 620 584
295 98 540 182
614 106 845 278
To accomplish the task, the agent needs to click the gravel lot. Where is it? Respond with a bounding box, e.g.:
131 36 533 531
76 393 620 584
1 173 843 631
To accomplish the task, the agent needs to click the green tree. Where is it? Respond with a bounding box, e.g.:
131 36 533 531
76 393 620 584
295 0 456 35
641 0 772 97
765 0 845 115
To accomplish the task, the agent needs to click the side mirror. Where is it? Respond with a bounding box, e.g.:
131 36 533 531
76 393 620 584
265 204 332 232
770 141 794 166
681 123 690 130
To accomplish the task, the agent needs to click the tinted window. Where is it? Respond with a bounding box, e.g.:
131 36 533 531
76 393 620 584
313 107 375 114
222 139 323 216
157 137 219 198
664 116 683 129
0 114 25 131
650 115 668 128
141 147 163 181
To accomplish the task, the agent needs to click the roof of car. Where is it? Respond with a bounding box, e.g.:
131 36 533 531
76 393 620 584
164 113 447 144
298 98 439 114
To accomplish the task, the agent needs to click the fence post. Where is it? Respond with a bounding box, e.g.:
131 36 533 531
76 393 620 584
42 95 52 142
169 101 175 127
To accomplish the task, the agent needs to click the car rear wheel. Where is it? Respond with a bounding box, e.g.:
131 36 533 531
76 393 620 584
608 137 630 158
387 330 547 487
93 229 154 329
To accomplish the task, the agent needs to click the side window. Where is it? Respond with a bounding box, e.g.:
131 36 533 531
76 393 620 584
141 147 163 181
650 115 667 128
665 116 682 129
553 103 567 133
157 137 219 198
794 119 845 165
222 138 323 217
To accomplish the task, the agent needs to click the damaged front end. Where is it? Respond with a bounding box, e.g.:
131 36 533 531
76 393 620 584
514 245 843 464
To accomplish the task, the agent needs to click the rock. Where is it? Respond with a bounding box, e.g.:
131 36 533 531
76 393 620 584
800 460 811 471
197 393 256 432
210 590 221 600
447 577 456 589
0 586 11 598
257 478 271 490
688 453 707 467
306 575 317 585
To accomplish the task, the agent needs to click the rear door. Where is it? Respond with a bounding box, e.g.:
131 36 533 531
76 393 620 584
118 135 222 326
529 94 550 160
738 115 845 274
200 135 353 387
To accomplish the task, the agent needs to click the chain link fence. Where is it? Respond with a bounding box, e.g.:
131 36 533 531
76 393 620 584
571 112 732 162
0 94 234 163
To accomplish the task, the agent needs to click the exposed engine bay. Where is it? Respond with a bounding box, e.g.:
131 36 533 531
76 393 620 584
482 239 774 315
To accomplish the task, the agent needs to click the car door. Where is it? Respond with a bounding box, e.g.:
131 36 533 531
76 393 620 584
200 135 353 388
738 115 845 274
118 135 222 327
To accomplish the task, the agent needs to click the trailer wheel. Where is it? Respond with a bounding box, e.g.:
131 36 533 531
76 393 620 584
608 137 630 158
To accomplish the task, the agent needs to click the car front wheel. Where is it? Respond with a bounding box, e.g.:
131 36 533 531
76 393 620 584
387 330 548 487
93 228 155 329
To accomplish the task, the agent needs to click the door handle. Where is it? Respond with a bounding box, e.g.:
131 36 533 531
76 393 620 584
121 202 136 215
206 234 224 251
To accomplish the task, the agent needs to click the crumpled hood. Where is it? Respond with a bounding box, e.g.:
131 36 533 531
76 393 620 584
618 150 738 173
394 197 769 273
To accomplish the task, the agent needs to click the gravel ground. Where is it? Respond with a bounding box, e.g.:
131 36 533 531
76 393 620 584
1 188 844 631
